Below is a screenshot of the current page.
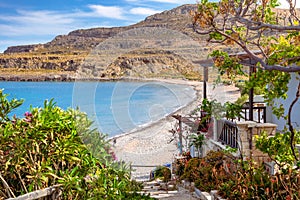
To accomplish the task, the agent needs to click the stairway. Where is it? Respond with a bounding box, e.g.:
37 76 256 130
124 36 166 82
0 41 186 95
140 179 179 199
140 179 198 199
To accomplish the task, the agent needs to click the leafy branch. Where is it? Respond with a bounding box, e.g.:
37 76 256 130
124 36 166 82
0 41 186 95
192 0 300 72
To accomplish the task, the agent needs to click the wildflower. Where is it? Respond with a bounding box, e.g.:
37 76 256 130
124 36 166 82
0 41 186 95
110 150 117 161
24 111 33 123
84 175 92 182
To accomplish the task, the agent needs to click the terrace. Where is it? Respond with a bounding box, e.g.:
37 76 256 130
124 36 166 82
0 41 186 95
172 99 277 174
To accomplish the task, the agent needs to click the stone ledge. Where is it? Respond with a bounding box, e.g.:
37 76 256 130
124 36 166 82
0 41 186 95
194 188 212 200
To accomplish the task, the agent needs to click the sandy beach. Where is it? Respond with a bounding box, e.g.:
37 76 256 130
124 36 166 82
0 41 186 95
111 79 240 178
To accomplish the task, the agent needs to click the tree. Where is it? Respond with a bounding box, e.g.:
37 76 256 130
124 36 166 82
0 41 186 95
192 0 300 164
193 0 300 71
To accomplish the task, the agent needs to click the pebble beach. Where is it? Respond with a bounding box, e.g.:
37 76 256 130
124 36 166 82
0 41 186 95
111 79 240 179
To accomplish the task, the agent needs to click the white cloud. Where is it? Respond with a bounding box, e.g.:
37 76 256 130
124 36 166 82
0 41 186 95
126 0 196 4
128 0 297 7
277 0 300 8
0 10 79 36
0 11 74 36
88 5 126 19
0 4 131 37
0 3 169 51
130 7 162 15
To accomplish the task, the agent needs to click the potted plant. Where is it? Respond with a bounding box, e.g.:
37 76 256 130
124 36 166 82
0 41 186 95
224 102 243 121
189 133 206 158
198 99 213 132
200 98 212 117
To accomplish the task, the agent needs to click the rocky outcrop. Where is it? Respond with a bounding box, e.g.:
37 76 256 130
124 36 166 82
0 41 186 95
0 4 208 80
0 74 76 82
75 49 202 79
4 44 45 54
0 54 83 71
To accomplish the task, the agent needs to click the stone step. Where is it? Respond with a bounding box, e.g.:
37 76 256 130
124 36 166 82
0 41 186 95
142 185 161 191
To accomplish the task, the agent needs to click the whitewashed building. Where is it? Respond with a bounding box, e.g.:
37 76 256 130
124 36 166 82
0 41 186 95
266 73 300 131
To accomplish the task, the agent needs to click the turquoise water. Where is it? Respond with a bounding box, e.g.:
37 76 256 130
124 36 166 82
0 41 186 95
0 81 195 137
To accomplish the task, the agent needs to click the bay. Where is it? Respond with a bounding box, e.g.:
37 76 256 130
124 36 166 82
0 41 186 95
0 81 195 137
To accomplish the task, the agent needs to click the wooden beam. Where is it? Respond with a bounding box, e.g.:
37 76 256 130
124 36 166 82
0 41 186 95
7 185 62 200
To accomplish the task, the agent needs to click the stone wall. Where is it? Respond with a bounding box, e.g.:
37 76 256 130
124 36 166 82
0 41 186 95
204 120 277 164
237 121 277 163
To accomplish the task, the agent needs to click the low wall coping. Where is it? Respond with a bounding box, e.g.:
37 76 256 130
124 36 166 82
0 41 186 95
236 121 277 129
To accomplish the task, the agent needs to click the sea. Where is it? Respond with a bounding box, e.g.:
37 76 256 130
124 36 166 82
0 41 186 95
0 81 196 137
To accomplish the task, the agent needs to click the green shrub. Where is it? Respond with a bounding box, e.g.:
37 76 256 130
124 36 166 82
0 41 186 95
180 149 300 199
218 161 300 199
154 166 171 182
181 151 232 192
181 158 201 182
0 91 153 199
173 158 187 177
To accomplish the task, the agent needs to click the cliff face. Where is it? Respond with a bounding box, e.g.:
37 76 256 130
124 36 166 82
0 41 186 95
77 49 202 80
0 4 206 80
4 4 198 54
1 5 296 81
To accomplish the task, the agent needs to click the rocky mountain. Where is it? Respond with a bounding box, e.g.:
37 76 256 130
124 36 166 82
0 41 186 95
4 4 200 54
1 4 297 81
0 4 216 81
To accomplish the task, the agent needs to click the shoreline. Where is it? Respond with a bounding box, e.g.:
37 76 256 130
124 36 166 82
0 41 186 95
108 78 202 141
111 79 240 179
1 75 239 178
0 73 198 83
111 79 203 178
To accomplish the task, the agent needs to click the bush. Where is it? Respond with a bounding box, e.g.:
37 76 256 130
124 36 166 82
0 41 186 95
154 166 171 182
173 152 192 177
218 160 300 199
181 151 232 192
0 91 153 199
180 149 300 199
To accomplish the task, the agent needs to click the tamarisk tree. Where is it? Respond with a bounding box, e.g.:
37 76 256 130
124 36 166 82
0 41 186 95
192 0 300 165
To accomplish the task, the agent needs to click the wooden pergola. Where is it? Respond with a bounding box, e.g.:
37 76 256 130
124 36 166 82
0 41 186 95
193 50 262 121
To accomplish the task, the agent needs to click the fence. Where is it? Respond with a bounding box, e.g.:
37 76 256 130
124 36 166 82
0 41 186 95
240 104 266 123
217 119 238 148
216 103 266 148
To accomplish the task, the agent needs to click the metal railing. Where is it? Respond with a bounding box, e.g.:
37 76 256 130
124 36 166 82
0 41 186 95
240 104 266 123
217 119 238 148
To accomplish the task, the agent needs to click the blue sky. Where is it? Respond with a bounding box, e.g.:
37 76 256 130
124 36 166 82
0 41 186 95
0 0 295 53
0 0 197 53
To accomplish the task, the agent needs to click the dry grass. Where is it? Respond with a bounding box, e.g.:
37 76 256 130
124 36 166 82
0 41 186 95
0 68 73 76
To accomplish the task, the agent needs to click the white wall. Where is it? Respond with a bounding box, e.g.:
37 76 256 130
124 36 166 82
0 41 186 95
268 73 300 131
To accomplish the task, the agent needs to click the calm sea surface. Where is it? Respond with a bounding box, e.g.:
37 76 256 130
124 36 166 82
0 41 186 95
0 81 195 137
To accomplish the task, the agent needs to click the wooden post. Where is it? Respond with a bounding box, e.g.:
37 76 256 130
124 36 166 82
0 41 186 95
203 66 208 99
172 114 183 154
249 61 256 122
249 87 254 121
179 115 183 154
